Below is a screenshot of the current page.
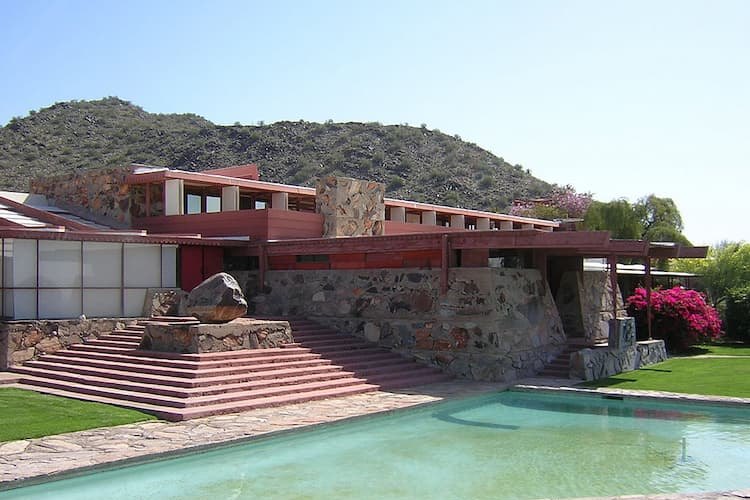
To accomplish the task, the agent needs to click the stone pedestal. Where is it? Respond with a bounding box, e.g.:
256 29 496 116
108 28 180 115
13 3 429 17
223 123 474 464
139 318 292 354
315 176 385 238
608 316 635 350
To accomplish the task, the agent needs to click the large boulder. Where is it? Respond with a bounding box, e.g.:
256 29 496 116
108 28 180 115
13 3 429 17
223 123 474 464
185 273 247 323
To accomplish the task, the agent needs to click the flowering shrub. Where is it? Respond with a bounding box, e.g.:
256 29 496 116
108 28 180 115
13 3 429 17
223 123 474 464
626 286 723 351
510 185 592 220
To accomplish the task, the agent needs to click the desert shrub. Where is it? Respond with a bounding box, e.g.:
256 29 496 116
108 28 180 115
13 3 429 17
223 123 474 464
626 286 722 351
726 286 750 342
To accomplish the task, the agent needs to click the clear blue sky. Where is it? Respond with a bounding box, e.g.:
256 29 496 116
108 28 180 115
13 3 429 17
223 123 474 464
1 0 748 246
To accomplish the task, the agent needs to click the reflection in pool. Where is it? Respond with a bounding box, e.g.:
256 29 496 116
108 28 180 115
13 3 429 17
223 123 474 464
2 391 749 499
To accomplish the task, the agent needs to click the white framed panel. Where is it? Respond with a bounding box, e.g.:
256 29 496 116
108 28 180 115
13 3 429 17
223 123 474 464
11 289 36 320
124 288 147 317
161 245 177 287
124 244 161 288
9 239 37 287
83 289 121 317
39 240 81 287
39 289 81 319
83 242 122 287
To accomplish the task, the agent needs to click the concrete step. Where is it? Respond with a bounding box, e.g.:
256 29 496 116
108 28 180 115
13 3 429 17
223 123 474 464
17 373 374 410
12 316 452 421
14 365 358 399
15 359 346 390
32 354 334 379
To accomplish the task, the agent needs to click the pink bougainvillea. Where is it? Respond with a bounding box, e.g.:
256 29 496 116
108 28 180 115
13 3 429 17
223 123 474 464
626 286 722 351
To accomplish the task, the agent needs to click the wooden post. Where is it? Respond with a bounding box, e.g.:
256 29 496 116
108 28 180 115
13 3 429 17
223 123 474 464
258 244 267 292
145 182 151 217
440 234 449 295
645 257 653 340
608 254 618 319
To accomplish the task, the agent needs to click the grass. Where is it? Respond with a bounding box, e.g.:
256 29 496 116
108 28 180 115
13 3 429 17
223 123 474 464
681 343 750 357
583 357 750 398
0 388 157 442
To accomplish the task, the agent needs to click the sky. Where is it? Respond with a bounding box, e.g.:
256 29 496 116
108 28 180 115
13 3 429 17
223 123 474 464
1 0 748 246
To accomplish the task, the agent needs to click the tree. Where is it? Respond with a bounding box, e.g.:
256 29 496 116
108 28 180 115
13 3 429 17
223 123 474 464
636 195 689 244
583 194 690 244
583 199 642 239
672 241 750 304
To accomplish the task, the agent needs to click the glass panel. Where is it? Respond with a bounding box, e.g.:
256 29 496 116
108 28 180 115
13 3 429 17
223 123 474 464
83 289 121 318
39 289 81 319
124 244 161 287
10 289 36 319
83 242 122 287
9 239 37 287
39 240 81 287
206 196 221 213
161 245 177 287
186 194 202 214
124 289 147 317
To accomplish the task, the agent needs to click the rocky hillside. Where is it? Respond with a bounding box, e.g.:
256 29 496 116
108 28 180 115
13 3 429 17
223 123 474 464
0 97 552 210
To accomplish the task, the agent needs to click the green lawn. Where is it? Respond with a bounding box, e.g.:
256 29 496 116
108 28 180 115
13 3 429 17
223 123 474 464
0 388 157 442
583 357 750 398
684 343 750 357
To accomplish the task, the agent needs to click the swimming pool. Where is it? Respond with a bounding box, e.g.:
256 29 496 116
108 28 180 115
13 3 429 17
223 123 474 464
2 391 748 499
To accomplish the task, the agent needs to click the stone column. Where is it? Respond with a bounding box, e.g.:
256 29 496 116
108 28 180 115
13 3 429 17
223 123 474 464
315 176 385 238
498 220 514 231
476 217 490 230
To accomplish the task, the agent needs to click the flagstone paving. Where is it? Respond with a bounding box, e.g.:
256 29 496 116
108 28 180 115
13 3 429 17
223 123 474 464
1 378 749 500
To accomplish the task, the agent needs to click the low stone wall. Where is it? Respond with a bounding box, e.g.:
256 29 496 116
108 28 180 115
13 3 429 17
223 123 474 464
139 318 292 354
0 318 136 370
235 267 566 382
570 340 667 381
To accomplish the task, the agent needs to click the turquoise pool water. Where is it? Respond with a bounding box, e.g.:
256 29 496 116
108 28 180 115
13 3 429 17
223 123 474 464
2 391 749 499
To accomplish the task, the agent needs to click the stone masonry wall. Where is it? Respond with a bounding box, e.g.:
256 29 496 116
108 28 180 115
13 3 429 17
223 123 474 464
556 270 626 343
30 166 163 227
1 318 136 370
581 270 626 343
315 176 385 237
235 268 566 382
570 340 667 381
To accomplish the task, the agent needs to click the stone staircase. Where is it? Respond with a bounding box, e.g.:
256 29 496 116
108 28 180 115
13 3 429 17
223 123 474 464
11 318 451 421
537 339 591 378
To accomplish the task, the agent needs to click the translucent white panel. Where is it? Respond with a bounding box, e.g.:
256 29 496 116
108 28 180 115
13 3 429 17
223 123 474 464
9 239 37 287
39 289 81 319
2 290 12 318
39 240 81 287
83 289 121 318
83 242 122 287
161 245 177 287
124 288 147 317
12 289 37 319
124 244 162 287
